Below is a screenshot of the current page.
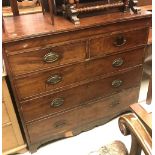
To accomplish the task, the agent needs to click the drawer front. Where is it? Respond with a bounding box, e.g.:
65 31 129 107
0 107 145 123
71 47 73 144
27 87 139 143
8 40 87 76
2 102 10 125
15 48 143 100
22 67 142 122
2 125 19 151
90 28 148 58
4 18 150 53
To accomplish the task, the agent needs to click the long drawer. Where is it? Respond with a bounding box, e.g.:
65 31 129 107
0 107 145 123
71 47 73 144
15 48 144 100
8 40 87 76
21 67 142 122
90 28 148 58
27 87 139 143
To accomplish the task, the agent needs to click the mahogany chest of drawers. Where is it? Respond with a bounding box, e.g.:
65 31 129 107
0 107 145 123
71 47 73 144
2 10 151 153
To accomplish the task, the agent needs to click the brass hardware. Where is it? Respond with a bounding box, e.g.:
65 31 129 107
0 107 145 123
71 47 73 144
54 120 66 128
112 58 124 67
112 80 123 88
47 74 62 84
43 51 59 63
51 98 64 107
113 36 126 47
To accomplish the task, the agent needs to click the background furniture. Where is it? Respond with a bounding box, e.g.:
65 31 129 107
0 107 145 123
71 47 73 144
2 5 151 153
2 75 27 155
119 112 152 155
88 112 152 155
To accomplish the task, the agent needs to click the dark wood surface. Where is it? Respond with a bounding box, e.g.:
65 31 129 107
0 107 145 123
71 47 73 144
28 87 139 144
89 28 148 58
2 6 151 153
15 50 143 101
21 67 141 123
7 40 87 76
2 10 151 43
9 0 19 16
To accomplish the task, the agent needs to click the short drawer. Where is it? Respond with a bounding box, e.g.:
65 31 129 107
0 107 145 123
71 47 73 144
27 87 139 143
22 67 142 122
15 48 144 100
8 40 87 76
90 28 148 58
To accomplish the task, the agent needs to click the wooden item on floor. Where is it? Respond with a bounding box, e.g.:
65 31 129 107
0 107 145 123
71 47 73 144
119 113 152 155
2 5 151 153
119 69 152 155
130 103 152 133
2 77 27 155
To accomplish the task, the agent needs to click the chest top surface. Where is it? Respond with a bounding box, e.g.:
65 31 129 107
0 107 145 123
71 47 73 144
2 7 151 43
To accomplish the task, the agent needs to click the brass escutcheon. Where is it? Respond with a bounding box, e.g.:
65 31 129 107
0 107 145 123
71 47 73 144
43 51 59 63
112 58 124 67
51 98 64 107
112 80 123 88
47 74 62 84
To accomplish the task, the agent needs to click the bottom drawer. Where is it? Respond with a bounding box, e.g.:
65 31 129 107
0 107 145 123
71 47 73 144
2 125 19 151
27 87 139 144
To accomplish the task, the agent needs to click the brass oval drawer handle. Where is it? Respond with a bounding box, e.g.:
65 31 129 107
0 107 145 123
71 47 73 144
54 120 66 128
43 51 59 63
112 80 123 88
47 74 62 85
51 98 64 107
113 36 127 47
112 58 124 67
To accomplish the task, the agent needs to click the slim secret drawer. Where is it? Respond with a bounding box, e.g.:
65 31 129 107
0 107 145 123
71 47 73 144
3 10 151 153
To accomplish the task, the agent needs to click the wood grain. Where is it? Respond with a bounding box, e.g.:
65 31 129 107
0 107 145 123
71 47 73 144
21 67 142 122
90 28 148 57
15 49 143 100
2 11 151 43
8 40 87 76
2 6 151 153
27 87 139 144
